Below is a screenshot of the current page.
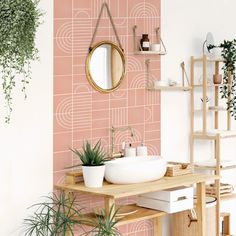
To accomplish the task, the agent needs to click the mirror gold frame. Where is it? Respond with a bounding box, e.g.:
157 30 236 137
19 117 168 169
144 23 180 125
85 41 126 93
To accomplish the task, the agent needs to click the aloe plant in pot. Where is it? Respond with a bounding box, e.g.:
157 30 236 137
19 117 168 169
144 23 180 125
70 140 109 188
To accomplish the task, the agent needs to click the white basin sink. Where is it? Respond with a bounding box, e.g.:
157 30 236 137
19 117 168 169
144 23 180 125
105 156 167 184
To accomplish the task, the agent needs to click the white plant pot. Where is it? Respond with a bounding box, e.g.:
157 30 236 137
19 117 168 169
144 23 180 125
82 165 105 188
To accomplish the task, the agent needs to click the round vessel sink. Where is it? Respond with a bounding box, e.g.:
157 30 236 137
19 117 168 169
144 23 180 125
105 156 167 184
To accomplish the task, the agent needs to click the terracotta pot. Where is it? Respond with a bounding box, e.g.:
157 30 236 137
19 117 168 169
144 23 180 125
213 74 222 84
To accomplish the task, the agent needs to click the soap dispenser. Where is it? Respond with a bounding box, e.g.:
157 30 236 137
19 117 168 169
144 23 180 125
137 140 148 156
125 143 136 157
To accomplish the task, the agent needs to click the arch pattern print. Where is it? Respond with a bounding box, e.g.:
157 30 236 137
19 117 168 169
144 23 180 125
54 0 161 235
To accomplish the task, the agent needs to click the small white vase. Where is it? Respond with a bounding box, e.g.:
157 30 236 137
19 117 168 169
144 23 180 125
82 165 105 188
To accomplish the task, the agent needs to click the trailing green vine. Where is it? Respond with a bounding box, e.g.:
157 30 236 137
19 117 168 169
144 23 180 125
208 39 236 120
0 0 42 123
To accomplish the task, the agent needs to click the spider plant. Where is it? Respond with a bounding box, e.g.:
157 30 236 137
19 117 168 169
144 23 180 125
22 192 86 236
93 205 121 236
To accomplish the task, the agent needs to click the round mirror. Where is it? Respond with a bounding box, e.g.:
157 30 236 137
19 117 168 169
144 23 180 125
86 41 126 93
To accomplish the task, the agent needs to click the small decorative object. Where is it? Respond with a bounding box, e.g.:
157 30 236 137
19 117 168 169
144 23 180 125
213 74 222 84
200 97 210 110
150 43 161 52
136 141 148 156
0 0 42 123
70 140 108 188
200 96 210 103
125 143 136 157
207 39 236 119
140 34 150 51
23 193 84 236
206 183 234 197
154 80 169 88
168 79 177 87
165 162 192 177
137 186 193 214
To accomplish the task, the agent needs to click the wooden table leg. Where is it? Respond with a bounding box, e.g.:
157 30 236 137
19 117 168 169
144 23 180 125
104 196 115 218
196 182 206 236
153 217 162 236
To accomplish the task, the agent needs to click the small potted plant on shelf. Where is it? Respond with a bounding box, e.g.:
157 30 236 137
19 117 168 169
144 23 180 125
200 96 210 110
22 192 85 236
207 39 236 119
70 140 108 188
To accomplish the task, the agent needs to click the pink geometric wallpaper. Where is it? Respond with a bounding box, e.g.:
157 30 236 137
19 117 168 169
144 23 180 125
54 0 161 234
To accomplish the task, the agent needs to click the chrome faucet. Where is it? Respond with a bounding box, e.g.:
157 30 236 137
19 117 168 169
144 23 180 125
110 126 135 158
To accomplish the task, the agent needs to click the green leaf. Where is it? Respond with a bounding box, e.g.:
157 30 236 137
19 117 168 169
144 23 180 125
0 0 42 122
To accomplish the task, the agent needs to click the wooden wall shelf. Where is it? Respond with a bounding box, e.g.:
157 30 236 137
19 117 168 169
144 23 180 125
147 85 191 91
132 25 167 55
134 51 166 55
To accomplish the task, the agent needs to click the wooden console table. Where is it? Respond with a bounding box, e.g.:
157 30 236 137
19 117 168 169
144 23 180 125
56 173 219 236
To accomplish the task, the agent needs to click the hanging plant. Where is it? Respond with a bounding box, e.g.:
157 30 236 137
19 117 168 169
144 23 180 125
0 0 42 123
208 39 236 120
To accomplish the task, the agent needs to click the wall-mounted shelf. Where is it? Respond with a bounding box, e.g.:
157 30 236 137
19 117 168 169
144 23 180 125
145 60 191 92
134 51 166 55
133 25 167 55
147 85 191 91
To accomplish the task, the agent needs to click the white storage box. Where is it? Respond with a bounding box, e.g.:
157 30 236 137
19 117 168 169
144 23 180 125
137 186 194 214
141 186 193 202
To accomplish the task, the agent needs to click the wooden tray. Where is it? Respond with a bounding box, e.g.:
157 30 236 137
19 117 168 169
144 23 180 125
165 162 192 177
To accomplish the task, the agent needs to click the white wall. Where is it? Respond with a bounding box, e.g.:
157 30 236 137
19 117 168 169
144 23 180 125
0 0 53 235
161 0 236 234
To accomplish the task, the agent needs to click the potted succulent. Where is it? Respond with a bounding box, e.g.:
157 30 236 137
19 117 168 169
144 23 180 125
70 140 108 188
22 192 85 236
207 39 236 119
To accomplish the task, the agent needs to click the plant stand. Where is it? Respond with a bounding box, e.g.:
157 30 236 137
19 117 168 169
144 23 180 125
190 55 236 236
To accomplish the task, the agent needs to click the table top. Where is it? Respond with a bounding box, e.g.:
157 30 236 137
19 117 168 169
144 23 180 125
55 173 219 199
